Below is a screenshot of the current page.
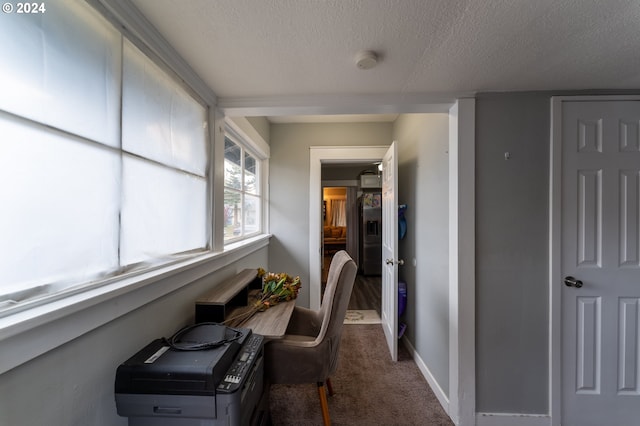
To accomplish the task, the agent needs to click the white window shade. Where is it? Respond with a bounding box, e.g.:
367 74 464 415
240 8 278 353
122 40 207 176
0 115 120 292
0 0 121 147
120 155 208 266
0 0 212 314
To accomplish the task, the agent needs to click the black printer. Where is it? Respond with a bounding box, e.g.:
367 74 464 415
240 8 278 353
115 324 268 426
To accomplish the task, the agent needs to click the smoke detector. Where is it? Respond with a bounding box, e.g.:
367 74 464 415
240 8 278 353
355 50 379 70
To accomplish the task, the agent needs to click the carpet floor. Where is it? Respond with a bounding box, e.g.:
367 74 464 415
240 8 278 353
269 324 453 426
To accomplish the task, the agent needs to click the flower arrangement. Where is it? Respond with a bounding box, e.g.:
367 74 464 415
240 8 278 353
254 268 301 311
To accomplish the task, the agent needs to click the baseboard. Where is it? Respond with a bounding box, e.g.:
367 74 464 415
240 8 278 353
475 413 551 426
401 336 450 416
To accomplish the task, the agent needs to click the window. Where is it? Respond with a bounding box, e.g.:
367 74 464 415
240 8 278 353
0 0 209 315
224 129 263 242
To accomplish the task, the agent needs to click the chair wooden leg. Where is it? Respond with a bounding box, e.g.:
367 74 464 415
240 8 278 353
317 382 331 426
326 377 335 396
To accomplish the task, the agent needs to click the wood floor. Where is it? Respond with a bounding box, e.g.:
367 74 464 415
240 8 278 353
348 273 381 315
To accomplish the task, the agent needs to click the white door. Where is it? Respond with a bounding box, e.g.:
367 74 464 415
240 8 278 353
381 142 399 361
561 100 640 425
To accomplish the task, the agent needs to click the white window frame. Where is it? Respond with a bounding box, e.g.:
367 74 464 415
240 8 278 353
223 119 270 245
223 127 263 243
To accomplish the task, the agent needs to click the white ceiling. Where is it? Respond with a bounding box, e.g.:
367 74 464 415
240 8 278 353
130 0 640 122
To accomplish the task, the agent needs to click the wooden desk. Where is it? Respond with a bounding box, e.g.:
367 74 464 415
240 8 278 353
195 269 295 339
225 297 295 339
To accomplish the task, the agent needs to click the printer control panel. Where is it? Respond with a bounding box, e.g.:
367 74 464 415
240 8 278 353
217 333 264 394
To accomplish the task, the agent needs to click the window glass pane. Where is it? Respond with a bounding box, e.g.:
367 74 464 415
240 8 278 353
120 156 207 265
244 152 258 194
122 40 207 176
224 138 242 190
0 0 121 147
244 194 260 236
0 115 120 301
224 189 242 240
223 131 263 244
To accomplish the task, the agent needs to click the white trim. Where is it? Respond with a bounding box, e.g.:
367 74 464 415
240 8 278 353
223 116 271 240
219 94 458 117
0 235 270 374
402 336 450 414
548 94 640 426
309 146 390 310
449 99 476 426
476 413 551 426
212 109 226 251
226 117 270 159
549 96 563 426
222 120 269 243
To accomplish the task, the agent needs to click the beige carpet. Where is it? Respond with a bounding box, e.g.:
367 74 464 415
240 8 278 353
344 309 381 324
269 324 453 426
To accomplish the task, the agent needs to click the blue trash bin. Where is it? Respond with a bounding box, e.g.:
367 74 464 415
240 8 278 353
398 281 407 317
398 281 407 338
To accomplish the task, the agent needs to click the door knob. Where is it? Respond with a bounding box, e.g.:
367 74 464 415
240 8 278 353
564 276 583 288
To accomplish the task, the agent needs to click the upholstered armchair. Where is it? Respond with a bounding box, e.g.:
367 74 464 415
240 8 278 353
264 250 357 426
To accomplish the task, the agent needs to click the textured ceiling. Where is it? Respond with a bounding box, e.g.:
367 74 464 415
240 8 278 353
131 0 640 119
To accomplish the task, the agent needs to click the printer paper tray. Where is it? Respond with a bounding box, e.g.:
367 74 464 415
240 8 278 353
116 393 216 419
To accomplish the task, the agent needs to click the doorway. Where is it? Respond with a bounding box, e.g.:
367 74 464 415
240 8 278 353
308 146 389 310
321 166 383 318
313 143 400 361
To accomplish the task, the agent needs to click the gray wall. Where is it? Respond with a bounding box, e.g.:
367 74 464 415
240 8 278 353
268 122 394 308
475 92 550 413
394 113 451 395
246 116 271 143
0 250 268 425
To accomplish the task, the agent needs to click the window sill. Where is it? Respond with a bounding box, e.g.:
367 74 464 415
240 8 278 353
0 234 271 374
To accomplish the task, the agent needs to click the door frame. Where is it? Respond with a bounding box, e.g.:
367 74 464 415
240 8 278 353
309 145 389 310
549 94 640 426
449 99 476 426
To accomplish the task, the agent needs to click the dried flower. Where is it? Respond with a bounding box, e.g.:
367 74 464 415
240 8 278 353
254 271 301 311
223 269 302 326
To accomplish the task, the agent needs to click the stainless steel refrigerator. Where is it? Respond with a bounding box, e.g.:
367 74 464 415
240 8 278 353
359 193 381 275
